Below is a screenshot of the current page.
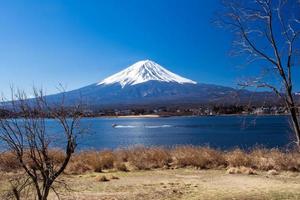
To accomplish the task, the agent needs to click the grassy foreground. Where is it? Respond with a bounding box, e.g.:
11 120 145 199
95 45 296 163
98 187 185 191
35 146 300 173
1 146 300 199
1 168 300 200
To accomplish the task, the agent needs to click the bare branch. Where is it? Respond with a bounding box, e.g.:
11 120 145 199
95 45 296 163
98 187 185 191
0 87 84 199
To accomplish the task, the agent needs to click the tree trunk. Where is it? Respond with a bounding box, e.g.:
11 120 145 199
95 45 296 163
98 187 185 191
289 106 300 148
286 89 300 149
12 187 20 200
41 187 50 200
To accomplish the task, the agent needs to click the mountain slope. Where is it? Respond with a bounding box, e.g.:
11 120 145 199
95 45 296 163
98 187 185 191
98 60 196 87
47 60 278 108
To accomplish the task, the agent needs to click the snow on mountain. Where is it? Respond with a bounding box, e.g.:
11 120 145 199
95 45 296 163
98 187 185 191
98 60 197 88
45 59 277 108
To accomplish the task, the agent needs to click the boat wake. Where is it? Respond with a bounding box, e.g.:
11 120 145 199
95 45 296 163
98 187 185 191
112 124 210 129
113 125 138 128
113 124 173 129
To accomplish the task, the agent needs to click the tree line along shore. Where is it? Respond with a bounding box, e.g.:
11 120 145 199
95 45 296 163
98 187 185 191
0 105 293 118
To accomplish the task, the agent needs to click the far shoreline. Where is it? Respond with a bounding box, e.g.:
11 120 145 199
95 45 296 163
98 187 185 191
90 113 289 119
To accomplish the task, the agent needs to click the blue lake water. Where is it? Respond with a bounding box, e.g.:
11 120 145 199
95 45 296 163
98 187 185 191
0 116 293 150
68 115 294 150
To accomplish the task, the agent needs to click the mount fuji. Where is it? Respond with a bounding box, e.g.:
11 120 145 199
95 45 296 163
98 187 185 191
98 60 197 87
47 60 276 108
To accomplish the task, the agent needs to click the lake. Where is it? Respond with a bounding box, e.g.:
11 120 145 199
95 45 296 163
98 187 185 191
0 115 293 150
68 115 294 150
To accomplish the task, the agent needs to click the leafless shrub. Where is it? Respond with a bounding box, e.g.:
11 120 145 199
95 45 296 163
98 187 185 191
226 149 251 167
75 150 115 172
249 148 300 171
2 146 300 175
67 160 92 175
127 146 171 170
114 148 130 162
114 162 128 172
0 152 21 172
217 0 300 148
171 146 226 169
2 174 33 200
113 148 130 171
0 88 85 200
249 148 282 170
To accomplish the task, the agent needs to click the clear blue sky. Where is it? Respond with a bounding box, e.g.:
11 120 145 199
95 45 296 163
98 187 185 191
0 0 299 96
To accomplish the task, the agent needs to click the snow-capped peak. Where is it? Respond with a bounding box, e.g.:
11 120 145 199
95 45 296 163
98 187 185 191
98 60 197 88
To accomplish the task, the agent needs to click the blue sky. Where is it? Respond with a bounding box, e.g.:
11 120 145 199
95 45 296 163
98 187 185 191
0 0 299 96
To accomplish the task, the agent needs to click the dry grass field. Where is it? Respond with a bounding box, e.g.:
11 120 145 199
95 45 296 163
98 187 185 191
1 146 300 199
1 169 300 200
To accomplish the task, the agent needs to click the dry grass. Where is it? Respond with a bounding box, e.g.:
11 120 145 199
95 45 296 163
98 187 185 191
70 150 115 173
225 149 251 167
46 169 300 200
114 161 128 172
1 146 300 174
0 151 22 172
126 146 172 170
95 175 110 182
171 146 226 169
67 160 92 175
226 166 257 175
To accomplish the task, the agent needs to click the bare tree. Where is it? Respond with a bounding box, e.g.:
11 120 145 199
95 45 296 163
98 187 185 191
218 0 300 147
0 88 84 200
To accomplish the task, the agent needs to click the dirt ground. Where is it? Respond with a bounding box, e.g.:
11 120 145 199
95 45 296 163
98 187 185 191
56 169 300 200
1 169 300 200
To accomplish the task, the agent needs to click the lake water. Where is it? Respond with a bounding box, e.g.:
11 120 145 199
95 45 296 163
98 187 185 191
0 116 293 150
69 115 294 150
